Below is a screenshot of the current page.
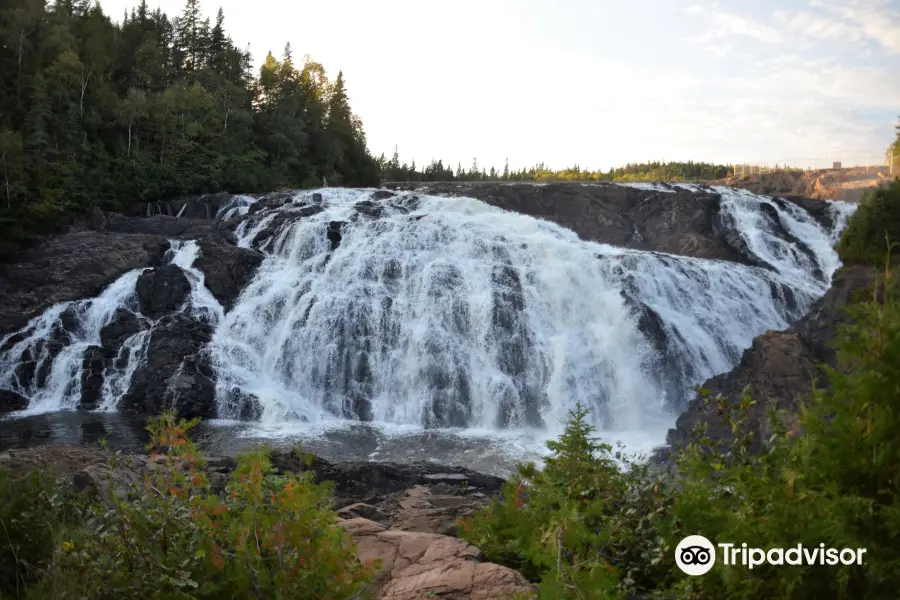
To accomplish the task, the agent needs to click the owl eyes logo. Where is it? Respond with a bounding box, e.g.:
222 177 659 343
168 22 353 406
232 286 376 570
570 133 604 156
675 535 717 575
680 546 712 565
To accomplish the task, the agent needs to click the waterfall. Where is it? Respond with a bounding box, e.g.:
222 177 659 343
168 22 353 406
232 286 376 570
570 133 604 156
0 185 854 452
0 240 217 415
208 187 852 439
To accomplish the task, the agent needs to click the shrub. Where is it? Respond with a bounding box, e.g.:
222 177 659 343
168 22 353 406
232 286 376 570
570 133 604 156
459 404 676 599
0 467 75 598
839 178 900 265
21 413 373 600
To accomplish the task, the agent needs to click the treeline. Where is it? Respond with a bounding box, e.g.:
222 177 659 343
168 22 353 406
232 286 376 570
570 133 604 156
378 149 733 182
0 0 378 258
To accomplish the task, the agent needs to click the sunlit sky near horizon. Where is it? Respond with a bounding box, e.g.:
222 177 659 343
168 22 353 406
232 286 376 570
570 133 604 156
101 0 900 172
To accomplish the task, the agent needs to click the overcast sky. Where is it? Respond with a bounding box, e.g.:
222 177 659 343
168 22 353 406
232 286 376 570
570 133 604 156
101 0 900 172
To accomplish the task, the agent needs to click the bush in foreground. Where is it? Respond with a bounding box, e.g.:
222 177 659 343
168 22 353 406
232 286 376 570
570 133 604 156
1 416 372 600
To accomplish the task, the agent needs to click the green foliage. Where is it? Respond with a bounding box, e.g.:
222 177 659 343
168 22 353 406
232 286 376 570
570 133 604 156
839 179 900 265
459 403 675 599
0 468 76 598
463 252 900 599
0 0 379 260
4 412 372 600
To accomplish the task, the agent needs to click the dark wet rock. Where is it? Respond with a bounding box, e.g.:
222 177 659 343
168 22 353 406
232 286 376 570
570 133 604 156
354 200 383 219
489 264 541 428
120 313 215 418
222 387 262 421
105 214 227 239
0 233 168 335
249 213 292 248
135 264 191 319
296 204 325 218
11 337 67 391
58 305 81 334
795 265 879 365
385 182 827 265
667 329 821 456
344 392 373 423
100 309 145 351
780 195 835 230
130 193 236 220
193 240 263 311
0 389 29 413
327 221 344 251
166 353 218 419
268 453 506 506
246 193 293 216
370 190 395 201
245 203 325 249
311 192 323 203
0 332 26 354
78 346 106 410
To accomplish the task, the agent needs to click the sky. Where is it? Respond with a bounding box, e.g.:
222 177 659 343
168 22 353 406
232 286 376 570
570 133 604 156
101 0 900 172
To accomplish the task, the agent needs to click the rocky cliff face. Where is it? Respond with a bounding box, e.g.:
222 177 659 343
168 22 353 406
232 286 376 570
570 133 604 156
386 182 833 266
664 264 878 456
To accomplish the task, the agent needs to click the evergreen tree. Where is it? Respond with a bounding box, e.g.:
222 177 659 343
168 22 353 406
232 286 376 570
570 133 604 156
0 0 381 258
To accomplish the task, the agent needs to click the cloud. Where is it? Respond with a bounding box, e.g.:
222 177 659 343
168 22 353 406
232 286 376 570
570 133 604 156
785 0 900 53
688 9 783 44
783 11 864 42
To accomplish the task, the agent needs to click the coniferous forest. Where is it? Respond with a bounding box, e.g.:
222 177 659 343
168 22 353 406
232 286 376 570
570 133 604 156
0 0 379 258
377 149 733 183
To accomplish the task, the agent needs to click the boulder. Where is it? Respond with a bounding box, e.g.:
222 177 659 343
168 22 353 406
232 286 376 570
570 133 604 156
193 239 264 311
99 308 145 350
0 389 29 413
135 264 191 319
341 518 534 600
327 221 344 250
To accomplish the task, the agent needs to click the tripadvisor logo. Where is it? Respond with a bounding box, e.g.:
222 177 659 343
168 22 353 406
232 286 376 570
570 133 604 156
675 535 717 575
675 536 867 576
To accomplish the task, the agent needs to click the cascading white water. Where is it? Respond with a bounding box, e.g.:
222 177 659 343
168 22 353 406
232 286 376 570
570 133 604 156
0 185 855 461
166 240 225 325
208 187 853 445
0 270 145 415
0 239 218 415
216 195 258 222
